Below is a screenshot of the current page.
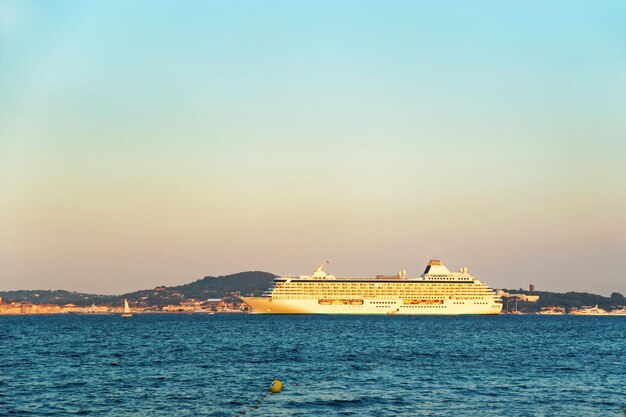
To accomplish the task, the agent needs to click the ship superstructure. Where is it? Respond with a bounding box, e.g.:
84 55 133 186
241 260 502 315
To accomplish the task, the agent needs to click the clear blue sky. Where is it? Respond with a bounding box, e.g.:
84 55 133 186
1 0 625 294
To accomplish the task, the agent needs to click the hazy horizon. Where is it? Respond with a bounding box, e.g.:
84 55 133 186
0 262 623 298
2 1 625 295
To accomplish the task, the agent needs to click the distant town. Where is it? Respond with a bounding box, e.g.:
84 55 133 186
1 272 624 315
0 271 273 315
497 287 625 315
0 293 248 315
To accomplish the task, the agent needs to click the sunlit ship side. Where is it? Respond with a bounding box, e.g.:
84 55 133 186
241 260 502 315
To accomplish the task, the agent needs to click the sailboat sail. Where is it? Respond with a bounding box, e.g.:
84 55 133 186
124 299 130 314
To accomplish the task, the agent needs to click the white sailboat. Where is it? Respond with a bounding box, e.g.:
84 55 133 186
121 299 133 317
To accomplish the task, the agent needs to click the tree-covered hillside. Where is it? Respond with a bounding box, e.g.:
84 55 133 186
501 289 625 312
0 271 276 307
122 271 276 307
0 290 117 306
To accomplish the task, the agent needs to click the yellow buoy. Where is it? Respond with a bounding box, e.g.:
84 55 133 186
269 380 282 393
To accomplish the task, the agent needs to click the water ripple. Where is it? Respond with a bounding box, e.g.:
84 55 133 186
0 315 624 416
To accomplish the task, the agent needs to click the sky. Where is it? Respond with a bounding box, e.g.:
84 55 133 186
1 0 625 295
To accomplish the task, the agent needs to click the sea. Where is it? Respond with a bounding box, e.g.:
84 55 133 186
1 314 624 416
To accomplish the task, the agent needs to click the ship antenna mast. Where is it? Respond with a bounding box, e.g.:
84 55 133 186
314 260 330 274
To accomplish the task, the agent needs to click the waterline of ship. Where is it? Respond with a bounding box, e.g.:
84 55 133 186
242 260 503 315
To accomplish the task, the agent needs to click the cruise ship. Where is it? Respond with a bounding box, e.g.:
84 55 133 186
241 260 502 315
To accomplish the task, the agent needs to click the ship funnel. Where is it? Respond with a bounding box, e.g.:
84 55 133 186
423 260 451 275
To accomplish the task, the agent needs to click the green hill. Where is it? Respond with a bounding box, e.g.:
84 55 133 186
501 289 625 312
0 289 116 306
0 271 276 307
122 271 276 307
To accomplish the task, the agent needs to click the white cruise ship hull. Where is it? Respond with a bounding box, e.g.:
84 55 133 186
241 297 502 315
243 260 503 315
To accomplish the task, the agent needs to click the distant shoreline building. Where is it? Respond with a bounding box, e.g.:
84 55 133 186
497 290 539 303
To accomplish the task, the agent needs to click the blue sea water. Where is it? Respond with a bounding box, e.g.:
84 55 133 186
1 315 624 416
